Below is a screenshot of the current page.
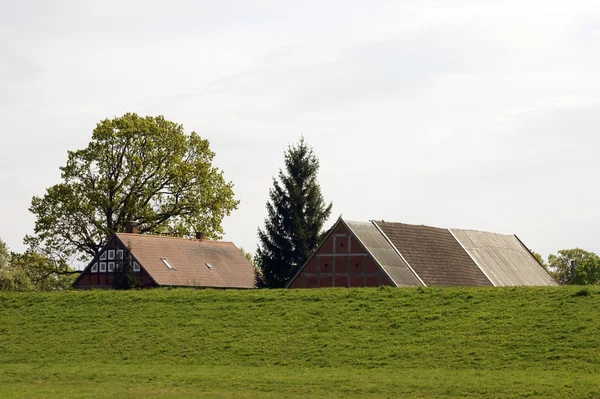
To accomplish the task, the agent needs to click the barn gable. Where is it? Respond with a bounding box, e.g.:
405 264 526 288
286 219 422 288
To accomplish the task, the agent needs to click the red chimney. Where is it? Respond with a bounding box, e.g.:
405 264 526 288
126 222 139 234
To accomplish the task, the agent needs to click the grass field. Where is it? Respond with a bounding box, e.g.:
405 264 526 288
1 286 599 398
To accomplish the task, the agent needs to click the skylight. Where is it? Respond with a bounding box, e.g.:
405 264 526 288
205 262 214 270
161 258 175 270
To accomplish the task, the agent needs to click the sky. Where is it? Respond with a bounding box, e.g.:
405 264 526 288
1 0 600 263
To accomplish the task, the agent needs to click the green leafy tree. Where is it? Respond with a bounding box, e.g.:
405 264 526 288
26 113 239 263
256 137 332 288
548 248 600 285
529 250 548 269
0 239 77 291
239 247 267 288
0 238 8 269
239 247 255 266
0 239 31 292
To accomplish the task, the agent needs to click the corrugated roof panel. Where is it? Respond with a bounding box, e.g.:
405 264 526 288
375 221 493 287
450 229 557 286
344 221 423 287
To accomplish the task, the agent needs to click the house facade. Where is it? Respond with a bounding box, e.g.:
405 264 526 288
73 228 256 290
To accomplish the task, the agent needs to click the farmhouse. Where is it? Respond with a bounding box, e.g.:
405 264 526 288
287 218 557 288
73 225 256 289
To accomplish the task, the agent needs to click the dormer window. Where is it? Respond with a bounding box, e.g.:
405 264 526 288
161 258 175 270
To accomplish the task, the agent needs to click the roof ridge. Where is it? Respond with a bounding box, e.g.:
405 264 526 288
115 232 233 244
448 227 515 236
373 220 448 231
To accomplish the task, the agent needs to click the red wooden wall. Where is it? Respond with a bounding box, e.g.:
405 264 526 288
288 222 395 288
73 238 156 289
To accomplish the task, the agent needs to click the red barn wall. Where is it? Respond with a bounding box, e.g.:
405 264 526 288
73 238 156 289
289 222 395 288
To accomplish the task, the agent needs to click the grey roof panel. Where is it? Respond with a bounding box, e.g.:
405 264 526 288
450 229 557 286
375 221 493 286
345 221 423 287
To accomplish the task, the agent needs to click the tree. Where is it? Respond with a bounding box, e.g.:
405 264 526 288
239 246 267 288
0 238 8 269
529 250 548 270
548 248 600 285
112 246 140 290
0 239 77 291
256 137 332 288
239 247 255 265
26 113 239 263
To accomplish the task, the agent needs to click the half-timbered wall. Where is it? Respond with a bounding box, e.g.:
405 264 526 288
289 222 395 288
74 237 155 289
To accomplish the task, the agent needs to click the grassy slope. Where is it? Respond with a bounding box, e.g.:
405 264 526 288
0 286 599 398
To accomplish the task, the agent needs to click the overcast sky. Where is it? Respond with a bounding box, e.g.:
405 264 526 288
1 0 599 262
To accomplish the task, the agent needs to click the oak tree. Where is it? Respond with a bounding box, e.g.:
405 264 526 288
548 248 600 285
27 113 239 262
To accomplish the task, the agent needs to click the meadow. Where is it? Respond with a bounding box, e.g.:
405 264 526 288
1 286 599 398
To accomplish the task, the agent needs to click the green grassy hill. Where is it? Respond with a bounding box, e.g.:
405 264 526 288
1 286 599 398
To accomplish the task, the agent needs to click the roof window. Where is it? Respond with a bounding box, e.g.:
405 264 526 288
205 262 214 270
161 258 175 270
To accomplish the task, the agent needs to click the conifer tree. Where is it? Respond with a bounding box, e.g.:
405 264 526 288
256 137 332 288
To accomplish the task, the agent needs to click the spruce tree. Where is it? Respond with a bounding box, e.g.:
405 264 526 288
256 137 332 288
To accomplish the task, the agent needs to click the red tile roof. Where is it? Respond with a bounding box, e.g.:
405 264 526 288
116 233 256 289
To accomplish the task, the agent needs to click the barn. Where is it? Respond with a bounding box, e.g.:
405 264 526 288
286 218 557 288
73 225 256 289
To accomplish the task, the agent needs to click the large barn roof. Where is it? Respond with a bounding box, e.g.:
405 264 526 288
345 220 423 287
449 229 557 286
375 221 493 287
115 233 256 289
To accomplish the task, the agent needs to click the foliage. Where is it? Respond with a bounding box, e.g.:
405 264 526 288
529 250 547 269
26 113 239 262
111 246 141 290
0 238 8 269
548 248 600 285
1 287 600 398
239 247 267 288
238 247 255 265
0 260 35 292
256 137 332 288
0 247 77 292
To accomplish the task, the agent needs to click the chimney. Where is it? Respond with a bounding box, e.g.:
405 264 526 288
195 232 206 241
126 222 139 234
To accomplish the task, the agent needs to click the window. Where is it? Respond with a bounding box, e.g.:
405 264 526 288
99 262 107 272
108 262 115 272
117 249 124 260
205 262 214 270
100 251 107 260
108 250 115 260
133 261 140 272
161 258 175 270
91 263 98 273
